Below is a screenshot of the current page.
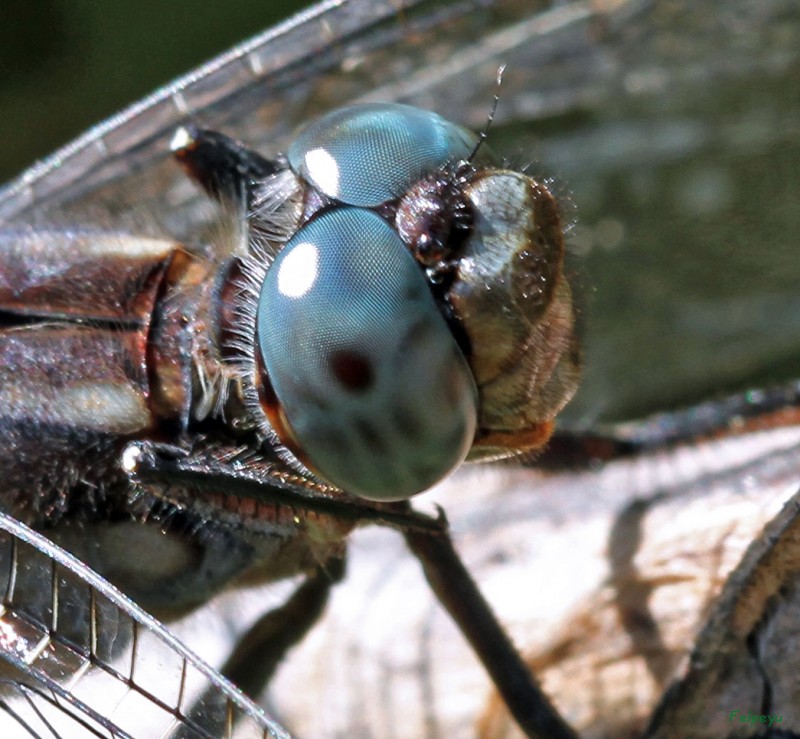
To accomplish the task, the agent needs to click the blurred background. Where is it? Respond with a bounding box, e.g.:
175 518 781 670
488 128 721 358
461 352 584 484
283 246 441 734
1 0 798 425
0 0 312 183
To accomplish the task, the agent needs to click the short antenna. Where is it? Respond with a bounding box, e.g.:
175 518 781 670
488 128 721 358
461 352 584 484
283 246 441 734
468 64 506 162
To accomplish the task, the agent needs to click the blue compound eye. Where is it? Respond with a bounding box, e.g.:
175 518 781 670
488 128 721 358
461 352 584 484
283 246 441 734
287 103 477 207
256 208 478 501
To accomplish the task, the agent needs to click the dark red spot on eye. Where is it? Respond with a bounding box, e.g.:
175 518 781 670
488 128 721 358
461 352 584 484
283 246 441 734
330 350 373 392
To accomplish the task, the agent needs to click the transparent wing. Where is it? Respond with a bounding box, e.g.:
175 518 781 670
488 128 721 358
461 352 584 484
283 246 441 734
0 513 290 739
0 0 602 225
2 0 798 423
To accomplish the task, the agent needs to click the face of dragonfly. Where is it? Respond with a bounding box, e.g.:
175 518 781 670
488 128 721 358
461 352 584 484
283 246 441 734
1 0 799 737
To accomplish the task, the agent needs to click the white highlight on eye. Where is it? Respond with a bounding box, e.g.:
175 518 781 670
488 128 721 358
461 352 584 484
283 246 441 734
304 147 340 194
278 241 319 298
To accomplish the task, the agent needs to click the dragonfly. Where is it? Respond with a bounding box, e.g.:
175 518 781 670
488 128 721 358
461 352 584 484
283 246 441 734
1 0 800 737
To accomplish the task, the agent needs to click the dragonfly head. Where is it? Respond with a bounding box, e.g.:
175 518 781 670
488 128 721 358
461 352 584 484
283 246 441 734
237 104 579 500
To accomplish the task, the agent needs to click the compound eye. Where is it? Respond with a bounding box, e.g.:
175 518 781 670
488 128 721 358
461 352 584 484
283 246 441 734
287 103 477 206
256 208 478 501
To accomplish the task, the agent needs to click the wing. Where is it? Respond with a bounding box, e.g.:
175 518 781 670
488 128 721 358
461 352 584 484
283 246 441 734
2 0 798 425
0 0 608 226
0 512 289 738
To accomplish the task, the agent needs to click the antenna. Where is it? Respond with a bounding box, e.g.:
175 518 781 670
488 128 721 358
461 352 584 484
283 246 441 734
468 64 506 162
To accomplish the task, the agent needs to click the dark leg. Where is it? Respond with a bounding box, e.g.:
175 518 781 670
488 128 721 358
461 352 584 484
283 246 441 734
219 558 344 698
403 521 578 739
187 558 344 730
542 378 800 468
126 441 577 736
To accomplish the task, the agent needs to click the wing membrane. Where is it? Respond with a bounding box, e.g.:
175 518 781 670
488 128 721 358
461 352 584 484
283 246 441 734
2 0 798 423
0 513 290 739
